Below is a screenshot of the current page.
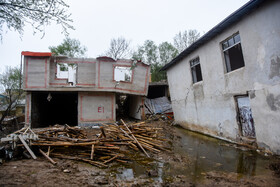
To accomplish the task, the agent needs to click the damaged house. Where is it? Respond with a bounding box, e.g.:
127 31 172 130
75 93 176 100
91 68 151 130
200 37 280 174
22 52 150 127
161 0 280 154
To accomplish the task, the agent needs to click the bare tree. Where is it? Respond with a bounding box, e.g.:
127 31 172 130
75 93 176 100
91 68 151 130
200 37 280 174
0 0 74 39
104 37 131 60
173 29 200 53
187 29 200 46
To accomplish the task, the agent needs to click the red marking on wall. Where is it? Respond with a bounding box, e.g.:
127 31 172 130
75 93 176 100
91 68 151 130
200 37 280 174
98 106 104 113
98 62 101 88
56 61 96 64
26 94 30 124
80 93 114 122
25 57 48 89
49 83 68 85
44 59 47 88
25 58 28 89
76 83 96 86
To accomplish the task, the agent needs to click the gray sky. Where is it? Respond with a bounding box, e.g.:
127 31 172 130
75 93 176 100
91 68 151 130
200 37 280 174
0 0 248 72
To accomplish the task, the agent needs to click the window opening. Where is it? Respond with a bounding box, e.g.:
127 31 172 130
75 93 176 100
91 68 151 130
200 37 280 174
56 63 77 85
190 57 202 83
222 33 245 72
114 66 132 82
57 63 68 79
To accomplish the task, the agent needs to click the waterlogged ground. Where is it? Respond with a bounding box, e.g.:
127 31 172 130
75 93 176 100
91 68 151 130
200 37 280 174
1 121 280 186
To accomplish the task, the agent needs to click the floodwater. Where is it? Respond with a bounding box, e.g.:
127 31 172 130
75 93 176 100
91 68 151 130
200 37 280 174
111 126 276 183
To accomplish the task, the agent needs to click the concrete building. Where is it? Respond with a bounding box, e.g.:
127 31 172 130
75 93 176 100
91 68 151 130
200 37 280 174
22 52 150 127
162 0 280 154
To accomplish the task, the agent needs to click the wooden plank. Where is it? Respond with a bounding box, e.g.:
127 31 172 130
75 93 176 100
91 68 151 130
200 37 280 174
121 119 150 158
47 146 51 156
104 155 118 164
39 149 57 165
18 135 37 159
31 141 97 146
90 144 94 160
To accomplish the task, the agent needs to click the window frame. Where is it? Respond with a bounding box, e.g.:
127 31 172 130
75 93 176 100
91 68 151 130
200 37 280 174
113 65 133 83
56 63 69 79
221 33 245 73
190 56 203 84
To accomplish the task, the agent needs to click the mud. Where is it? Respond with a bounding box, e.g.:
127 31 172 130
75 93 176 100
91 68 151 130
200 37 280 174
1 120 280 186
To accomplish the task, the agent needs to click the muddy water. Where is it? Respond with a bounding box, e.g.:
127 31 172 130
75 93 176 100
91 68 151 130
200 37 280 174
111 126 275 183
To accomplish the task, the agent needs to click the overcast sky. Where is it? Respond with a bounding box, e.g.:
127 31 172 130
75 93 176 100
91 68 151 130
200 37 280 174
0 0 249 72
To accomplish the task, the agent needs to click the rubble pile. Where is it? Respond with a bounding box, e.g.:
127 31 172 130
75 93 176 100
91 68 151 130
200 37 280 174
1 119 169 167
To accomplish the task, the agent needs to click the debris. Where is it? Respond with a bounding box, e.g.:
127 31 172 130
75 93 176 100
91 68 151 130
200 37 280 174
120 119 150 158
18 135 37 159
39 149 57 165
0 120 168 168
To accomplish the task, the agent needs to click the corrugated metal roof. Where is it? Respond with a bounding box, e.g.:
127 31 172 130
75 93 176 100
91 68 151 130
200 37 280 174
161 0 266 71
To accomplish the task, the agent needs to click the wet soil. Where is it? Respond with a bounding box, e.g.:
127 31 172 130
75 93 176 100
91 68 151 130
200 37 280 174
1 120 280 186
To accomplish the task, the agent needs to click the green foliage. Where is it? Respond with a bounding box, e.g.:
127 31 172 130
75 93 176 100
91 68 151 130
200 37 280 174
0 66 23 123
158 42 178 65
49 38 87 57
0 0 73 39
0 66 22 94
132 40 178 82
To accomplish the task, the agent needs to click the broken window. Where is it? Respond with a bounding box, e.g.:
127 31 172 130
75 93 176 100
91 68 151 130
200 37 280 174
56 63 77 85
114 66 132 82
57 63 69 79
190 57 203 83
222 33 245 72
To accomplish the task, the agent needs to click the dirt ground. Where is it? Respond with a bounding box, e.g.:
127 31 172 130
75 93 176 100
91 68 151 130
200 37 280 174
1 120 280 187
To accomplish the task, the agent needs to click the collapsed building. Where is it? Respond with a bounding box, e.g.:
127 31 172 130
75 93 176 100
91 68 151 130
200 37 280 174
161 0 280 154
22 52 150 128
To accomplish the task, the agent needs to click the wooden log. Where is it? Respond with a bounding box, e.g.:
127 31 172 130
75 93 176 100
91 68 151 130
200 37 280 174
47 146 51 156
116 159 129 163
104 155 118 164
121 119 150 158
114 123 133 140
51 153 107 168
90 144 94 160
138 141 160 153
31 141 97 146
100 126 106 138
39 149 57 165
136 137 164 149
134 134 163 143
18 135 37 159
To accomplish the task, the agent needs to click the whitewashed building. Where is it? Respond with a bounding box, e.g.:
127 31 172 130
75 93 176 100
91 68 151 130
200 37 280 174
162 0 280 154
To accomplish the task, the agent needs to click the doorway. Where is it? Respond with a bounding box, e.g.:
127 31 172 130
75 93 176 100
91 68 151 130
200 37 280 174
235 96 256 138
31 92 78 128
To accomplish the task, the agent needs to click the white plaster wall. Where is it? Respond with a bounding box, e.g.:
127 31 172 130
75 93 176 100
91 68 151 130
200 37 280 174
167 1 280 153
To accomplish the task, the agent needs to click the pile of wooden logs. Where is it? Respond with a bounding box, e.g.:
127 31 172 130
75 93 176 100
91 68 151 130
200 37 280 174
28 119 168 168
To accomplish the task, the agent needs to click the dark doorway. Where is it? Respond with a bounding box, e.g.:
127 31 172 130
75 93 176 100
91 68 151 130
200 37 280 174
147 83 168 99
31 92 78 128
